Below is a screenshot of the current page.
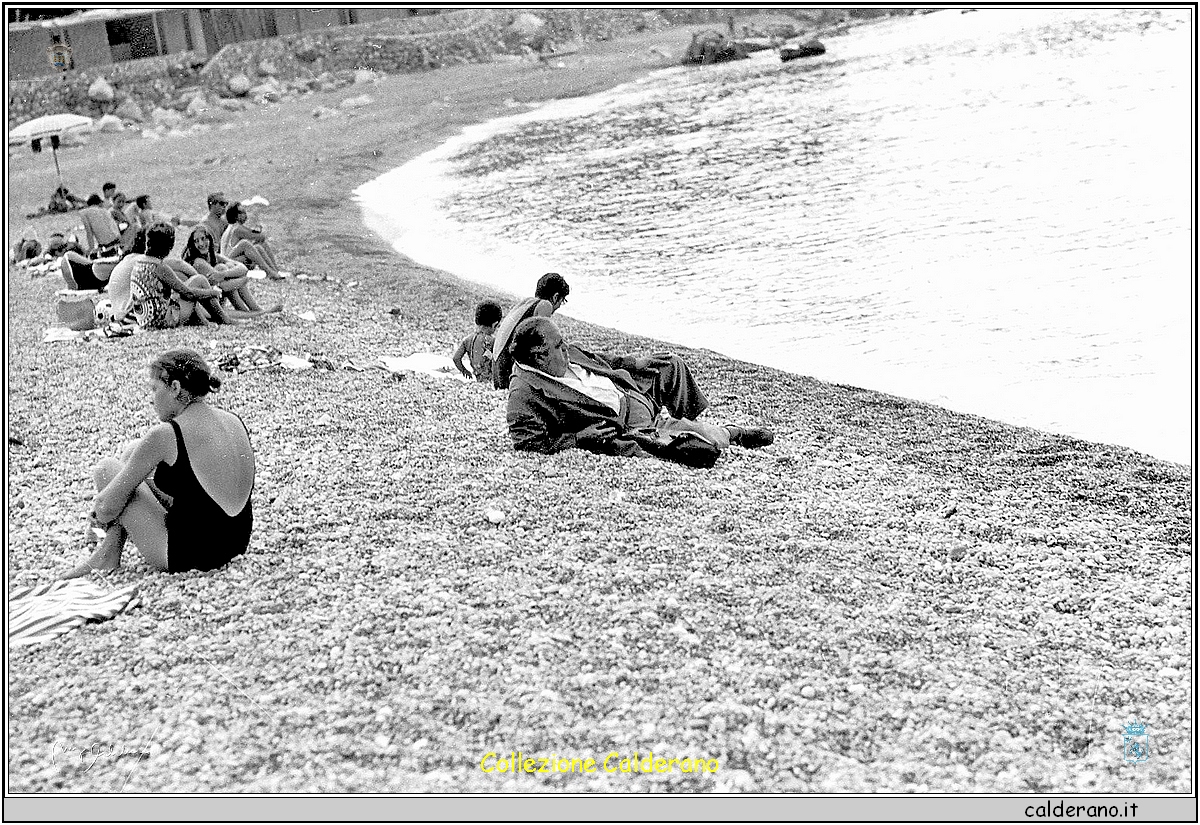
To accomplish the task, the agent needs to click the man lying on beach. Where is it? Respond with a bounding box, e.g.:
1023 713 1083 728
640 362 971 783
506 317 773 467
491 272 571 390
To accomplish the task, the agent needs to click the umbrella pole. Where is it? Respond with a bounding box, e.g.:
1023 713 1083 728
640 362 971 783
51 144 63 188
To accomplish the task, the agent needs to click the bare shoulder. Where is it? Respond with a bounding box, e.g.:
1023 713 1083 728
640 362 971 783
135 422 177 463
214 407 252 440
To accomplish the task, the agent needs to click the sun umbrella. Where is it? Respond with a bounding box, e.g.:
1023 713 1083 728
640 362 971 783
8 113 94 188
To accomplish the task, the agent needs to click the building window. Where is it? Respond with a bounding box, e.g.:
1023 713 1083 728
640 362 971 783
106 14 161 62
181 10 193 52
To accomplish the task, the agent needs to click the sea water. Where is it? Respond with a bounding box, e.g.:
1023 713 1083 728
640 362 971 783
356 8 1192 464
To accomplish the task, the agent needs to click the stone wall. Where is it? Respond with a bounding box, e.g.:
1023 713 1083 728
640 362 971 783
7 8 667 130
8 51 205 127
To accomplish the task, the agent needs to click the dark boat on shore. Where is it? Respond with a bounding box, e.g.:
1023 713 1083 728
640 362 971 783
780 40 826 62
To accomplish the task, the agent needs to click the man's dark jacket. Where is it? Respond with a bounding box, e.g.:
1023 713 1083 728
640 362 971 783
505 345 719 467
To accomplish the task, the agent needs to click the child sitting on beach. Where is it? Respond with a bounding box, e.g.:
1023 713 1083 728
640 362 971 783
452 300 503 382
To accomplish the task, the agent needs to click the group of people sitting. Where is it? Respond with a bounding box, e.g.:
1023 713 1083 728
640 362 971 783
60 271 774 580
56 188 286 329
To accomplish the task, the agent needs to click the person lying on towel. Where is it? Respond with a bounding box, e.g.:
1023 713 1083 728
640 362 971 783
505 317 774 468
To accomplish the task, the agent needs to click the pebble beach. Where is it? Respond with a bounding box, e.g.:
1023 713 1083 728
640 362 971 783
6 24 1192 794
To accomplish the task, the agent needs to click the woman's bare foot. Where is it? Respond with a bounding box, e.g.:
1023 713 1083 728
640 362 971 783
61 528 123 579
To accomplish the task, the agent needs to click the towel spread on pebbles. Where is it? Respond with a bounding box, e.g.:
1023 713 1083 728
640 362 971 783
9 580 140 647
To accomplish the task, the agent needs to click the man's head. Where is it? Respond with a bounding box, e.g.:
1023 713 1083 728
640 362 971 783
135 194 152 210
510 317 569 377
533 272 570 312
86 194 102 207
475 300 503 330
145 222 176 259
207 192 228 216
112 192 127 210
102 182 117 200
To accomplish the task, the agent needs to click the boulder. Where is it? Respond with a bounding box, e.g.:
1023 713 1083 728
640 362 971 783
228 74 252 96
150 107 184 129
294 43 321 63
250 84 282 102
780 40 826 62
508 11 546 39
113 98 145 122
258 59 278 76
96 114 124 133
215 97 246 112
312 105 339 120
507 12 549 49
683 31 749 65
352 68 378 84
339 94 374 110
87 77 115 103
185 95 209 116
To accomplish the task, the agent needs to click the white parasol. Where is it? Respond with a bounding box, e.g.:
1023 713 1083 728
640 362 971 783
8 113 94 187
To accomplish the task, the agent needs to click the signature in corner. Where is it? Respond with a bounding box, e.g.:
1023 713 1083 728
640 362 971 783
51 741 151 771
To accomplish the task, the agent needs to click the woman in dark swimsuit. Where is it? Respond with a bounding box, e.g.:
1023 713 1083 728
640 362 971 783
64 349 254 578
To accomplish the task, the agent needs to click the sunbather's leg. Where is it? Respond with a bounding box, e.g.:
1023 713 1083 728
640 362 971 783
228 240 279 278
254 238 281 271
59 256 78 289
63 456 168 578
235 285 282 315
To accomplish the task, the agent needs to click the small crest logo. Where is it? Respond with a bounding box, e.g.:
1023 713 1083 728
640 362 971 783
1122 721 1149 763
46 42 72 71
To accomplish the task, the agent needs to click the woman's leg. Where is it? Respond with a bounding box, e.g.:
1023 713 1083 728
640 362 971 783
254 238 281 270
218 261 249 280
229 240 279 278
183 274 238 325
59 256 79 289
62 456 169 577
237 285 283 314
219 274 249 294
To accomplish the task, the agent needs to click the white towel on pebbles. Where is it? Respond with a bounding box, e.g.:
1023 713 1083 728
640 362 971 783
9 580 140 647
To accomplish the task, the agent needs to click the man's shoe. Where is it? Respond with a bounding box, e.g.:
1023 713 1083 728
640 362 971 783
729 426 775 449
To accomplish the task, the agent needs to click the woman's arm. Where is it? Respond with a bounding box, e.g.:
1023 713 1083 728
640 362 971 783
450 337 471 378
156 260 219 300
92 424 173 524
232 224 266 243
186 257 217 278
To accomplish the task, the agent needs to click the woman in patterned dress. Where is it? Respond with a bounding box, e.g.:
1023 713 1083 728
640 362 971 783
107 223 227 328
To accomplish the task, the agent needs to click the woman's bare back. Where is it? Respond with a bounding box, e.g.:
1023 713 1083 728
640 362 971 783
171 404 254 516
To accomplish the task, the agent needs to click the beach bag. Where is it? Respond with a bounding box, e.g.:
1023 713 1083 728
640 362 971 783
55 289 101 331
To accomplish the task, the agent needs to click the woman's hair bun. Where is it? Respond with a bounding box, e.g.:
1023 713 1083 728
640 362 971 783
151 348 219 397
